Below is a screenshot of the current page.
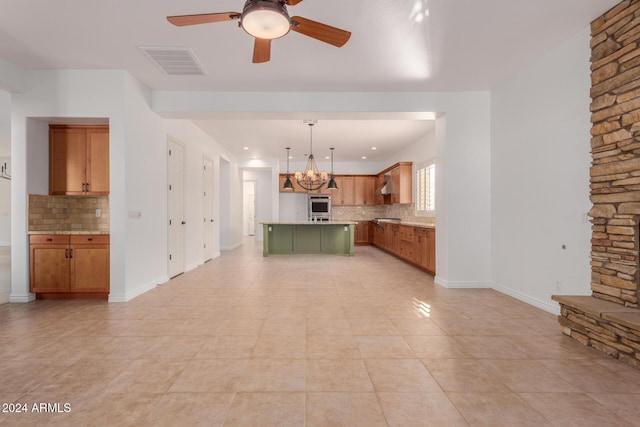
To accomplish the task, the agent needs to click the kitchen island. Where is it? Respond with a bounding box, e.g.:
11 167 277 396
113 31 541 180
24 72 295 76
262 221 356 257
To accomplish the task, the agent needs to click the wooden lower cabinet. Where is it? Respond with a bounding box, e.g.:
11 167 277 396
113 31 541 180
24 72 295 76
30 234 110 298
354 221 370 245
414 228 436 274
371 222 435 275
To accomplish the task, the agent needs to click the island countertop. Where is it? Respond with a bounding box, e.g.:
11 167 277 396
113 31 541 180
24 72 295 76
261 221 357 225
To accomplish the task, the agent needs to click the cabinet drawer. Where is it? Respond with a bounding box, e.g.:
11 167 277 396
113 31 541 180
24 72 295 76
399 225 414 242
414 228 428 236
70 235 110 245
399 241 414 259
30 235 70 245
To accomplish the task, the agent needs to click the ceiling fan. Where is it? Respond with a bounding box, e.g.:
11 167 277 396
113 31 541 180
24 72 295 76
167 0 351 63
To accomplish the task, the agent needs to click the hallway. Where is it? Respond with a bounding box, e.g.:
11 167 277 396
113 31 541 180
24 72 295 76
1 239 639 426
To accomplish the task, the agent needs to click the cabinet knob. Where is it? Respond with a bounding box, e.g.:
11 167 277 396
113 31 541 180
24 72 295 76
46 238 53 242
87 238 93 241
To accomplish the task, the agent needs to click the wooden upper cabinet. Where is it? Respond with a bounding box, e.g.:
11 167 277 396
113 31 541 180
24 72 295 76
339 176 355 205
49 127 86 195
388 162 412 205
86 128 110 194
49 125 109 195
279 163 411 206
355 176 376 206
329 175 355 205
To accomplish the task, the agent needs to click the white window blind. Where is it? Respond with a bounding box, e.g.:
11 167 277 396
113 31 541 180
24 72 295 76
416 163 435 215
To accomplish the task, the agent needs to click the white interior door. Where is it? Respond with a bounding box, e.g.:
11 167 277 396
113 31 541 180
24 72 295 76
203 157 214 262
168 138 185 278
243 181 256 236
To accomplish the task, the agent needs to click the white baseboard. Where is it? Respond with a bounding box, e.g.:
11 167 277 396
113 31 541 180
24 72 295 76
491 281 560 315
435 276 491 289
9 292 36 303
108 278 161 303
434 277 560 315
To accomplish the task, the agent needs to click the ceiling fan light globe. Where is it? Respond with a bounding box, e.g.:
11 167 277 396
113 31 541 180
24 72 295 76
241 2 291 39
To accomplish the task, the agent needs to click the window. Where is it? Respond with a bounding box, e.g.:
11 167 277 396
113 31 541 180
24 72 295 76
416 163 435 216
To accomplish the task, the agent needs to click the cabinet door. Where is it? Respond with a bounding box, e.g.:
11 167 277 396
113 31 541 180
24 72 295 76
375 174 386 205
415 230 428 268
354 176 366 205
354 176 376 206
86 128 110 194
70 244 110 292
390 167 400 204
70 234 110 292
397 163 413 204
425 229 436 273
341 176 355 205
49 127 87 195
30 245 70 292
354 221 369 244
364 176 376 205
390 225 400 254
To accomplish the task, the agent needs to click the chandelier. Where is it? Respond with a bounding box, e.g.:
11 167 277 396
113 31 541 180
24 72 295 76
283 121 338 192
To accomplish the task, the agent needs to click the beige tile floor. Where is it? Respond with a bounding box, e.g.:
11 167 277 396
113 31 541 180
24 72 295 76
1 239 640 426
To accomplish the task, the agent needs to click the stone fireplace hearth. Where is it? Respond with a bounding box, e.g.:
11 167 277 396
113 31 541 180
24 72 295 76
554 0 640 369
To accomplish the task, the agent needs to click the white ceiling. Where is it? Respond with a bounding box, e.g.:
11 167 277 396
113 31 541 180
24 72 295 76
0 0 620 161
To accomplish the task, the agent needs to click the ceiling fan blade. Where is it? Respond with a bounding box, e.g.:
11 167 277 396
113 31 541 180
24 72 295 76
167 12 240 27
286 0 305 5
290 16 351 47
253 38 271 63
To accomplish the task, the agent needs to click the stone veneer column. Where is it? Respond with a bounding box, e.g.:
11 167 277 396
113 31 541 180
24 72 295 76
589 0 640 308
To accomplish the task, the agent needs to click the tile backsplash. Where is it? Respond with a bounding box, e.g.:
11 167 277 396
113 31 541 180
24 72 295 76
331 203 434 225
28 194 109 232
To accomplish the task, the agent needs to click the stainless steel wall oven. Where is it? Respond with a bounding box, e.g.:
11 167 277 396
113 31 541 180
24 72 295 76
308 195 331 221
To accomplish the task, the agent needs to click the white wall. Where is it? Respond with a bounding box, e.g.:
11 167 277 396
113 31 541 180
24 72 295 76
119 74 167 299
167 120 238 269
8 69 244 303
0 158 10 245
0 91 10 247
491 26 593 313
387 129 436 167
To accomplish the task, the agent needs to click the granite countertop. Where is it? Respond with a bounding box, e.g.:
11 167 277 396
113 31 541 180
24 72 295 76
28 230 110 235
367 219 435 229
398 221 435 229
261 221 357 225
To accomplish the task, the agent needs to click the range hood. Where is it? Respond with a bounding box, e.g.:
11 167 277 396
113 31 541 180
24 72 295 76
379 174 391 195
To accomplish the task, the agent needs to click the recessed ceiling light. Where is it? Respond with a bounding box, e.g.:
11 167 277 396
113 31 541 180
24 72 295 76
371 147 377 150
243 147 249 150
361 156 367 160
